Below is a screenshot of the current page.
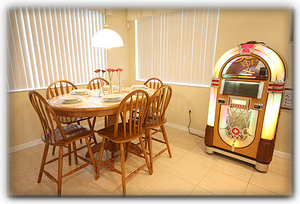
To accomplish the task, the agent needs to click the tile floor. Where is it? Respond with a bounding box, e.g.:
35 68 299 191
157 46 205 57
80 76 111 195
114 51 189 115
8 125 293 197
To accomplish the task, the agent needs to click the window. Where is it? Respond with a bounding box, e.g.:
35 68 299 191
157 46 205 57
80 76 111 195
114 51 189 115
135 8 219 87
7 7 106 92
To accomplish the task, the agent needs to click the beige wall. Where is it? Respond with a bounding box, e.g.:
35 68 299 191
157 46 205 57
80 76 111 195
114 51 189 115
130 8 293 154
8 8 293 156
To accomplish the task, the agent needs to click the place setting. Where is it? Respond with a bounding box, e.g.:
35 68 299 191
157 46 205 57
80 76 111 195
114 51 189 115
69 89 91 96
93 93 124 105
55 94 90 106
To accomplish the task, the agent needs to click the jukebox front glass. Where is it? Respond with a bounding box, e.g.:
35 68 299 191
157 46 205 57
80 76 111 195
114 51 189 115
222 56 268 80
218 105 258 150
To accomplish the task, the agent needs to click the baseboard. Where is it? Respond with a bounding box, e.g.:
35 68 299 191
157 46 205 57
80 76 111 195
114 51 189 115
165 122 205 136
8 121 292 161
8 139 43 154
8 120 105 154
273 150 292 160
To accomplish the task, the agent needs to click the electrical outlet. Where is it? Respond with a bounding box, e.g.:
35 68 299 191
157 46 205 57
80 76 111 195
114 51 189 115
189 107 192 112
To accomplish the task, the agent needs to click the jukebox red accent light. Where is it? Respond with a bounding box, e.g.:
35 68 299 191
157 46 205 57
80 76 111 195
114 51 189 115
239 43 255 54
210 78 220 87
205 41 286 172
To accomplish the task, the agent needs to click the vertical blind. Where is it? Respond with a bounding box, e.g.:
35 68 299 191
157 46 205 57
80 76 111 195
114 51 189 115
7 7 106 92
135 8 219 87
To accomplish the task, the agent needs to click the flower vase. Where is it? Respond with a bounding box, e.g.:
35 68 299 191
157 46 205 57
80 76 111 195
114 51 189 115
117 71 122 93
98 77 105 96
108 72 113 94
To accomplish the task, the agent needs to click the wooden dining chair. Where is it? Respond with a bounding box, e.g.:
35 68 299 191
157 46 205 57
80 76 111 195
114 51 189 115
144 77 163 90
95 90 152 196
46 80 96 163
87 77 109 90
46 80 92 125
132 77 163 116
28 91 96 196
144 85 172 173
87 77 110 128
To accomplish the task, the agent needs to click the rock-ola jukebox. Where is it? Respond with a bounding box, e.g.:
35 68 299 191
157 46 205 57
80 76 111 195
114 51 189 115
205 41 286 172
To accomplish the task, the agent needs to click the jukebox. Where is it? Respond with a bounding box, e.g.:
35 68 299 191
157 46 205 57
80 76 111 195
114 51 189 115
205 41 286 172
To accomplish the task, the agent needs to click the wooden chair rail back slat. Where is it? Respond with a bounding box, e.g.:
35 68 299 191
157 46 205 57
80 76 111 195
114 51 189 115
46 80 78 100
29 91 67 143
144 77 163 90
146 85 172 126
87 78 109 90
113 90 150 141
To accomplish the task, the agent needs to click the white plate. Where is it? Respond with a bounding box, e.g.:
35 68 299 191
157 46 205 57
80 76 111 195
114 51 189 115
101 94 123 102
103 85 117 91
70 89 90 95
131 85 148 89
58 95 83 104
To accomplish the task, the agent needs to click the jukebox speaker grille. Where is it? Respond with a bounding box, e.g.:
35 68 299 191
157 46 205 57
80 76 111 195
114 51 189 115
219 105 258 149
223 81 260 98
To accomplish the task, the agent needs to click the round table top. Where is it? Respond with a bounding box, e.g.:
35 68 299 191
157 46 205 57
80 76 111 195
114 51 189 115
48 87 155 118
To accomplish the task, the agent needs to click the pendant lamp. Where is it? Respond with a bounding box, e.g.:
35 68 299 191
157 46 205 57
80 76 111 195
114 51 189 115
92 12 124 49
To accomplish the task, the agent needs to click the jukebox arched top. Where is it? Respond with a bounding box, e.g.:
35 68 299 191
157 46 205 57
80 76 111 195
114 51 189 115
213 42 286 82
221 56 268 80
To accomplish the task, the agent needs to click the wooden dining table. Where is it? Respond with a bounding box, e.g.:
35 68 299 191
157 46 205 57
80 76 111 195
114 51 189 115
47 86 156 155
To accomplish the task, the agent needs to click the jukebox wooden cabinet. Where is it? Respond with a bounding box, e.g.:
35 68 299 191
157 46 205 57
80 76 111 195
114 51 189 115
205 41 286 172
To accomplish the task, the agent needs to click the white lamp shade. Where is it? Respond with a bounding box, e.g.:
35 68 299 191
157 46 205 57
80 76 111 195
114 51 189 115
92 28 124 49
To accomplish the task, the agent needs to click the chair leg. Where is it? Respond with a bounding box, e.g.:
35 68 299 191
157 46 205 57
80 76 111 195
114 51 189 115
139 136 152 175
68 144 72 166
104 116 108 128
96 138 106 180
88 118 97 144
85 137 96 172
144 135 148 150
120 143 126 196
111 143 115 170
161 125 172 158
146 129 153 174
78 122 83 144
124 142 129 162
52 146 56 155
72 142 78 165
38 143 49 183
110 145 115 171
57 146 64 196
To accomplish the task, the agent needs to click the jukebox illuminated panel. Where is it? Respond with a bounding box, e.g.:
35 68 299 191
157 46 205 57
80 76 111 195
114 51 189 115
205 42 285 172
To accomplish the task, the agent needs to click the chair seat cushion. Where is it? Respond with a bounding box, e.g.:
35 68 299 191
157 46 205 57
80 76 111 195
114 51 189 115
42 124 93 145
97 123 145 143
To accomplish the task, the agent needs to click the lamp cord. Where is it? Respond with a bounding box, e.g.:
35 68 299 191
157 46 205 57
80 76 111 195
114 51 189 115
188 110 204 138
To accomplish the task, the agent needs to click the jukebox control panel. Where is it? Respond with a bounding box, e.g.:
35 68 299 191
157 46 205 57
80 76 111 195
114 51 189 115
218 97 264 110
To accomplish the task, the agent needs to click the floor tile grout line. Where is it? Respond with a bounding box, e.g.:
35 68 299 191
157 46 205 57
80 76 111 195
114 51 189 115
246 182 280 196
210 166 254 184
142 170 198 196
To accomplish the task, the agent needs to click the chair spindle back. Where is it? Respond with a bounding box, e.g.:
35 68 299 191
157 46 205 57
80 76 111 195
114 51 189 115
113 90 150 140
146 85 172 126
29 91 66 144
144 77 163 90
87 78 109 90
46 80 77 100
